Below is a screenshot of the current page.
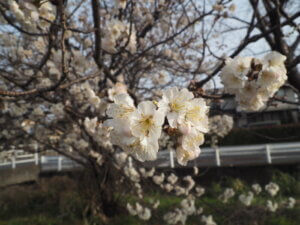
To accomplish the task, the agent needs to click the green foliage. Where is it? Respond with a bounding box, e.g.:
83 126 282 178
0 176 85 223
207 182 222 196
225 177 247 193
265 213 299 225
0 214 80 225
0 172 299 225
271 170 300 197
109 216 142 225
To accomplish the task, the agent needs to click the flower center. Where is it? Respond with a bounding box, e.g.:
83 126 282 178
230 75 241 85
139 115 154 136
237 63 247 73
169 101 185 113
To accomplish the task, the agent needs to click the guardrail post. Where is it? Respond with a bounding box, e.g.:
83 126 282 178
58 157 62 171
265 144 272 164
169 150 174 168
34 142 39 165
215 147 221 167
35 152 39 165
12 156 16 169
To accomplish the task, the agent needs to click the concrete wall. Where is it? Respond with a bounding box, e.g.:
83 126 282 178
0 164 39 187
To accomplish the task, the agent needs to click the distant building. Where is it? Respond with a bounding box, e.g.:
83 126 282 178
210 86 300 128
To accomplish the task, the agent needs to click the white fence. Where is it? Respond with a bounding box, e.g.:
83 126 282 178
0 150 39 169
0 151 81 172
145 142 300 168
1 142 300 171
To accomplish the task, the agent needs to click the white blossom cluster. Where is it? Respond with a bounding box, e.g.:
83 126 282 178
160 180 296 224
108 82 128 101
84 117 112 150
214 182 296 214
151 172 205 198
163 195 203 225
208 114 234 146
112 153 145 198
70 82 104 113
239 191 254 206
265 182 280 197
218 188 235 203
59 116 112 155
7 0 55 31
153 173 165 185
201 215 217 225
163 208 187 225
126 202 151 220
124 165 141 183
167 173 178 185
286 197 296 209
195 186 206 197
139 167 156 178
102 19 137 54
159 87 209 165
252 183 262 195
152 71 169 85
114 152 128 167
266 200 278 212
221 51 287 111
64 125 90 152
151 200 160 209
105 87 209 165
88 150 104 166
209 115 234 138
183 176 196 193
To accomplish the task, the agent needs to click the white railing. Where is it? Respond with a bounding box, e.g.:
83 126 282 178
145 141 300 168
0 153 82 172
1 142 300 171
0 150 39 169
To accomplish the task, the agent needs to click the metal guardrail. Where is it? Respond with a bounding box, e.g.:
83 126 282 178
145 142 300 168
40 156 82 172
1 142 300 171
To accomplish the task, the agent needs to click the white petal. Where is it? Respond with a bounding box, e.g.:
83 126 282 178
114 93 134 107
149 126 162 140
167 112 179 128
180 88 194 100
133 139 159 161
164 87 178 101
138 101 156 115
154 109 165 126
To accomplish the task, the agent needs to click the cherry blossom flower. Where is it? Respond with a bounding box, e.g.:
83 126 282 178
201 215 217 225
239 191 254 206
130 101 165 142
221 52 287 111
106 94 135 120
265 182 280 197
252 183 262 195
219 188 235 203
266 200 278 212
158 87 193 128
286 197 296 209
